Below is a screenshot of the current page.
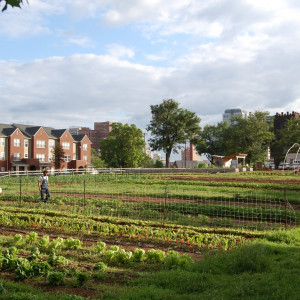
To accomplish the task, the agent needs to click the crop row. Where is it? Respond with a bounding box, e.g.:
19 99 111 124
1 192 297 225
0 206 249 251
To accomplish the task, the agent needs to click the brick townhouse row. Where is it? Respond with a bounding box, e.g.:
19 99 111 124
0 123 92 172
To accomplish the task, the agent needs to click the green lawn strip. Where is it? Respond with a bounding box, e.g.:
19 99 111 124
110 240 300 300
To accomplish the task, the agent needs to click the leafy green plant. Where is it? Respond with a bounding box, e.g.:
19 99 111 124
49 237 64 251
26 232 38 244
94 262 108 272
146 249 165 263
47 271 65 286
75 271 89 287
14 258 32 280
39 235 50 250
27 248 41 261
96 241 106 253
31 261 51 277
64 237 82 250
13 234 23 245
164 251 180 269
132 248 146 262
47 249 68 266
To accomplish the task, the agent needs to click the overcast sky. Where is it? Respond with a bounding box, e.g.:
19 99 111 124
1 0 300 138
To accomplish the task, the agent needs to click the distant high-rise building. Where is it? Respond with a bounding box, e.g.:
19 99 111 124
223 108 248 125
69 121 112 151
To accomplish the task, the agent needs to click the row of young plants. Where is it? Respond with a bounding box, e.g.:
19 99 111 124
0 206 250 251
0 231 194 286
2 192 297 225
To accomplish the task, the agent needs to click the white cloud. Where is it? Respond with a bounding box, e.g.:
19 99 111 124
106 44 135 58
67 37 94 48
1 0 300 133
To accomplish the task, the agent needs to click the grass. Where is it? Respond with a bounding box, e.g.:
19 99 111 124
1 236 299 299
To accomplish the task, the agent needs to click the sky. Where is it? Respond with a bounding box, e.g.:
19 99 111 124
1 0 300 151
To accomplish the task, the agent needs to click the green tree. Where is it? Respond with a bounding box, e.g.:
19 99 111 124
52 143 65 170
99 123 146 168
1 0 26 11
154 159 164 168
140 153 154 168
273 118 300 164
91 149 106 168
194 122 229 164
226 111 274 165
146 99 201 168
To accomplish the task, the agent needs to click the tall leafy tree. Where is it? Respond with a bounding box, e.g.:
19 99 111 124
194 122 229 164
91 149 106 168
99 123 146 168
226 111 274 165
146 99 201 167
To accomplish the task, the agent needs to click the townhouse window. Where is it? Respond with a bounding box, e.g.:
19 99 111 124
0 152 5 161
14 139 21 147
73 154 77 160
36 154 45 162
83 144 88 151
0 138 5 146
24 153 28 158
13 153 21 161
1 167 4 172
24 140 29 148
49 141 55 149
49 153 54 162
63 155 71 162
36 140 46 148
83 155 88 162
62 142 70 150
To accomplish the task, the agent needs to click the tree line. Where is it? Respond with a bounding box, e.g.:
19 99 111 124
92 99 299 169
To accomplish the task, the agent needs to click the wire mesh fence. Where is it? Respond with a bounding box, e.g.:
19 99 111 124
0 169 298 231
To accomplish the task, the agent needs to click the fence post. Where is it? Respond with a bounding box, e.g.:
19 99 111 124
83 179 86 208
284 189 287 229
19 176 22 206
164 184 168 220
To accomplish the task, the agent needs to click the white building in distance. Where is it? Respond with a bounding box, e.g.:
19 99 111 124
223 108 248 125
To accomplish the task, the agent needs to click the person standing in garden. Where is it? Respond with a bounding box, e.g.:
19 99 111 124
38 169 50 203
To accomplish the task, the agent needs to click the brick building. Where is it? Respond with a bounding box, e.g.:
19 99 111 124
0 123 92 172
69 121 112 151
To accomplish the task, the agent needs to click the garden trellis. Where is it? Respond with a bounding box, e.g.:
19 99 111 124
0 169 297 230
